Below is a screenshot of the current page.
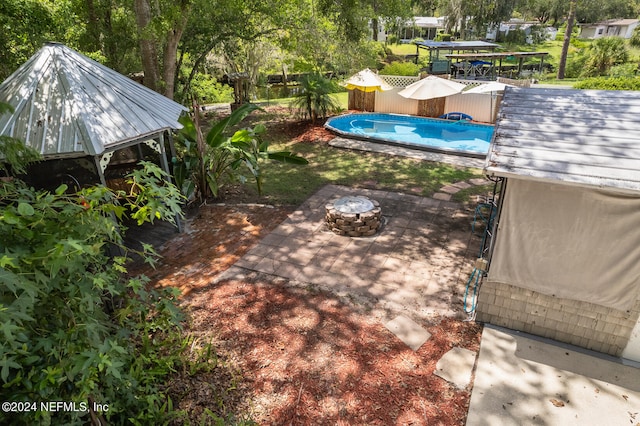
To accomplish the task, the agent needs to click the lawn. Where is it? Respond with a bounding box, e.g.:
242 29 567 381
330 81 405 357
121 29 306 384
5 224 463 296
210 106 487 206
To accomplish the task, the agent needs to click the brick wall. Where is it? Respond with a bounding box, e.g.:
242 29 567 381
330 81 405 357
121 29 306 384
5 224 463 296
476 280 640 356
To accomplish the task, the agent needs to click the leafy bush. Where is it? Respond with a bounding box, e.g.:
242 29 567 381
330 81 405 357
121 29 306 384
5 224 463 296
191 73 234 104
380 61 420 76
385 34 399 45
564 53 588 78
630 25 640 48
0 150 198 424
504 29 527 45
573 77 640 90
608 63 638 78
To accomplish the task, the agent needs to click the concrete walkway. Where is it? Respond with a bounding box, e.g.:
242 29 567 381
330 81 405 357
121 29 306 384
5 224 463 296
468 326 640 426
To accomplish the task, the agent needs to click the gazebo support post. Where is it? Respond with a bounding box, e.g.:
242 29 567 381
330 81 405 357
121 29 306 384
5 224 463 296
155 133 183 233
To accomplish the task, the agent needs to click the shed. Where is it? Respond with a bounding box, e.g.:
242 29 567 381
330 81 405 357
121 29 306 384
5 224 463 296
477 87 640 362
0 42 187 194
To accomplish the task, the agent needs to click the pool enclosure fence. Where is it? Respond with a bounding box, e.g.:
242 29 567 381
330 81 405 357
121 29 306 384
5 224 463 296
347 74 527 123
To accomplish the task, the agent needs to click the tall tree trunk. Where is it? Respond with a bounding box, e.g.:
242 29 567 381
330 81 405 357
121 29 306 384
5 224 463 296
133 0 159 92
557 0 576 80
372 18 379 41
163 2 191 100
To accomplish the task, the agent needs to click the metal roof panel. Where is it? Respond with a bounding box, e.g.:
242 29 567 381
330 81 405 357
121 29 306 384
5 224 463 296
484 87 640 193
0 43 187 158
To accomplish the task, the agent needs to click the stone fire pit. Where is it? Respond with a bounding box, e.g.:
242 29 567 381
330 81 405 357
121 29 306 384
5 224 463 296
325 196 382 237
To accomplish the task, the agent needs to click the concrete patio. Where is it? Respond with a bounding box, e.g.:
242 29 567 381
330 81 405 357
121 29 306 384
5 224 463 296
226 183 483 320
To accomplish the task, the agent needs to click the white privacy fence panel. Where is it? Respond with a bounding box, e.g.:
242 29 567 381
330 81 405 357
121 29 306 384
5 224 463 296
375 88 419 114
445 93 494 123
367 75 500 122
375 75 420 115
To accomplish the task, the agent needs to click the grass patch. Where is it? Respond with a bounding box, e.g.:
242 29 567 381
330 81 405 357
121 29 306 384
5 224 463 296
255 91 349 111
237 137 484 206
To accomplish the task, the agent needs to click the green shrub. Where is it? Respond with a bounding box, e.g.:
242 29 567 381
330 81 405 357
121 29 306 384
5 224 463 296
386 34 399 45
380 61 420 76
0 155 195 424
191 73 234 104
609 63 638 78
435 33 452 42
630 26 640 48
573 76 640 90
504 29 527 45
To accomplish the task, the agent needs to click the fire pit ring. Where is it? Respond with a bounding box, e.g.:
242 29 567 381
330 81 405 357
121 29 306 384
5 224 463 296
325 196 382 237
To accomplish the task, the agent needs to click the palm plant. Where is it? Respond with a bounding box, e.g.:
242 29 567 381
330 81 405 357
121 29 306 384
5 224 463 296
582 36 629 77
173 103 307 203
290 72 341 124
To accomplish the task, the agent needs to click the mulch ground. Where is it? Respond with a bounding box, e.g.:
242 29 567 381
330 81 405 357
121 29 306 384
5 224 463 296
130 110 483 425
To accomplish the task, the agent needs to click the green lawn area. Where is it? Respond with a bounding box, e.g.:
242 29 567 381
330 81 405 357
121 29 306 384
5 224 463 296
222 108 487 206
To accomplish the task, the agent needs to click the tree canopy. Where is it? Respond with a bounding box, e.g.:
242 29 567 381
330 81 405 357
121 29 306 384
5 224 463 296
2 0 640 100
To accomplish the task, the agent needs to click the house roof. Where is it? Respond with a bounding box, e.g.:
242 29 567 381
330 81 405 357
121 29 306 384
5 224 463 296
0 42 187 159
610 18 639 26
412 17 444 28
581 18 639 28
484 87 640 193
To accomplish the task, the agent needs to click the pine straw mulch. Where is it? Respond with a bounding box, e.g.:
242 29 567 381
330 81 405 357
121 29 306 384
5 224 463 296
133 200 482 425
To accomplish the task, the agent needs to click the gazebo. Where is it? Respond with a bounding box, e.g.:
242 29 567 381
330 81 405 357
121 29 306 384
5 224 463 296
476 86 640 362
0 42 187 195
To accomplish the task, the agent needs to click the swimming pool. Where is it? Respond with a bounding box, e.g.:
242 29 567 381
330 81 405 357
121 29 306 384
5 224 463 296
324 113 494 157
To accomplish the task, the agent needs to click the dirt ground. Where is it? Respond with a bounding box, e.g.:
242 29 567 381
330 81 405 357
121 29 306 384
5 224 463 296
131 114 483 425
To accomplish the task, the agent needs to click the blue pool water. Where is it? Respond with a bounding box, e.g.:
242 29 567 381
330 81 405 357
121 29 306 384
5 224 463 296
324 113 494 157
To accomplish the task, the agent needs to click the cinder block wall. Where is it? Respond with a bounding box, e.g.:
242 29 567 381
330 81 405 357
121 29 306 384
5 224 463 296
476 280 640 356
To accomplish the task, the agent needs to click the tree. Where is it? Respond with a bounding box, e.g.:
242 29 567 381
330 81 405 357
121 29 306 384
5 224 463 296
576 0 640 24
0 106 195 422
0 0 55 80
132 0 192 98
442 0 516 39
557 0 576 79
317 0 412 42
516 0 567 26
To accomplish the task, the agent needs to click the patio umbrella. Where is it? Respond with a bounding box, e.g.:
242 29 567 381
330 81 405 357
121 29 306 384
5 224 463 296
463 81 515 123
343 68 392 92
397 76 466 100
463 81 515 94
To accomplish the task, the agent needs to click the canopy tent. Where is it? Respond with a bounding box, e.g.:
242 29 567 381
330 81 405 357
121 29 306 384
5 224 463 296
343 68 392 92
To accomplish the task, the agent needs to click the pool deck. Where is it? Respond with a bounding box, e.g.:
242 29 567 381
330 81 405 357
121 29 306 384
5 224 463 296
329 137 486 169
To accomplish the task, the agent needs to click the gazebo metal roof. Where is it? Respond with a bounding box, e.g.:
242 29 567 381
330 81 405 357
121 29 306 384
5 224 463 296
0 42 187 159
485 86 640 194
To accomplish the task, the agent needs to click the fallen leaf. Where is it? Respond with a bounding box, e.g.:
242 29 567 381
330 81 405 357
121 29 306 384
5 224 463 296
550 399 565 407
